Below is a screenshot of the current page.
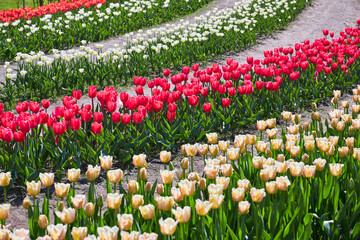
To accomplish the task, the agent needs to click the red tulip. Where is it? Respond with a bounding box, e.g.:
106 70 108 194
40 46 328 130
147 81 155 88
70 118 81 131
226 58 233 65
203 103 212 113
112 112 121 123
255 81 263 90
133 112 143 124
168 103 177 112
238 86 246 95
153 100 163 113
0 103 3 116
135 86 144 95
122 114 131 125
80 110 92 122
289 72 300 81
182 66 190 75
106 101 117 113
120 92 129 103
192 64 199 72
29 101 40 114
91 122 102 134
19 120 30 133
30 115 39 129
72 90 82 100
53 122 66 136
64 109 74 121
222 98 231 108
39 112 49 124
188 95 199 107
84 104 92 112
14 131 25 142
167 111 176 121
93 112 103 123
228 87 236 96
163 69 171 77
88 86 98 99
323 29 329 36
41 99 50 109
1 128 13 142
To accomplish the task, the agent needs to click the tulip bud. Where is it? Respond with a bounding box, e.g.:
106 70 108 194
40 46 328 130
145 182 152 193
303 122 310 132
341 101 349 109
292 114 301 124
348 178 355 191
336 121 345 131
85 203 95 217
311 102 317 111
157 184 165 195
198 178 207 191
180 145 186 156
180 158 189 170
96 195 103 208
331 97 338 105
39 215 48 229
311 112 321 121
22 196 31 210
301 153 309 163
238 201 250 214
0 204 10 221
128 181 139 194
139 168 148 181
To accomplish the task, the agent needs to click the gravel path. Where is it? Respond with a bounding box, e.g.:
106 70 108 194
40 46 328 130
5 0 360 229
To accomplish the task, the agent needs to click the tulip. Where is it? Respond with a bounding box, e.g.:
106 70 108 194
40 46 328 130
346 137 354 148
47 224 67 240
195 200 213 216
282 111 292 121
204 165 219 179
276 176 291 191
26 181 41 196
287 125 299 135
131 195 144 210
72 195 86 209
256 141 267 153
313 158 326 171
9 229 30 240
85 203 95 217
118 214 133 231
0 204 10 221
290 145 301 157
139 204 155 220
197 178 206 191
338 146 349 157
206 133 218 144
266 118 276 128
145 182 152 193
107 169 123 184
39 173 54 187
252 156 264 169
68 168 80 182
256 120 266 131
133 154 147 168
55 208 76 224
180 158 189 170
271 139 283 150
172 206 191 223
160 151 171 163
188 172 200 182
100 155 113 170
221 164 233 177
289 162 304 177
0 229 8 240
227 148 240 161
97 226 119 240
232 188 245 202
0 172 11 187
107 193 124 210
209 194 225 209
208 184 224 195
71 227 87 240
250 188 266 203
86 165 101 182
266 128 278 138
39 215 48 229
237 179 251 192
159 218 178 235
128 181 139 194
304 140 315 152
155 196 174 211
325 144 335 156
303 165 316 178
178 179 195 197
291 114 301 124
218 140 230 152
329 163 344 177
54 183 70 198
216 177 230 190
209 144 219 157
238 201 251 214
22 197 31 210
263 158 275 166
197 144 209 156
157 184 165 195
259 166 277 182
184 144 197 156
277 154 285 163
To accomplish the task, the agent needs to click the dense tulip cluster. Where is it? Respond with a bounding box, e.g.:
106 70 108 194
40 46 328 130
1 88 360 238
0 0 211 61
0 0 106 23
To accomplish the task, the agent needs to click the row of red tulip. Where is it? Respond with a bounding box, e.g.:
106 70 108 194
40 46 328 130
0 0 106 23
0 22 359 143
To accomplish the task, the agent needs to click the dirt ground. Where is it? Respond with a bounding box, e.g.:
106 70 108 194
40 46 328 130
3 0 360 229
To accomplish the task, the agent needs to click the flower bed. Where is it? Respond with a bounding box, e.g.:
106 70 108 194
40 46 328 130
0 0 212 62
1 99 360 238
3 0 309 98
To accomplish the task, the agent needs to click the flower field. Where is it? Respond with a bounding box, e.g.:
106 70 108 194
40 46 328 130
0 0 211 62
2 0 309 101
1 0 360 238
